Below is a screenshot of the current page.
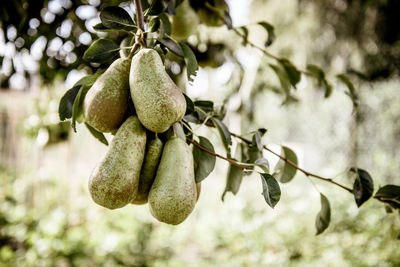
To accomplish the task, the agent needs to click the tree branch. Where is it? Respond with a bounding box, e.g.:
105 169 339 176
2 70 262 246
186 138 252 170
229 132 353 193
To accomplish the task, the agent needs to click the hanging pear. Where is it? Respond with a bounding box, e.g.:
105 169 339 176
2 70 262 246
131 136 164 204
129 49 186 133
88 116 146 209
171 0 199 40
148 136 197 225
84 57 131 133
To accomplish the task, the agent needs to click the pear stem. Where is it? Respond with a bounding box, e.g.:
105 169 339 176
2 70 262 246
134 0 145 32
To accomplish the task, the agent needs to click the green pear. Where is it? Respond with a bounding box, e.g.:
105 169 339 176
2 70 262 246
131 136 164 204
148 136 196 225
84 57 131 133
88 116 146 209
171 0 199 40
129 49 186 133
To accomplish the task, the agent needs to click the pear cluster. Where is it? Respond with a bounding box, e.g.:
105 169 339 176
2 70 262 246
83 48 199 225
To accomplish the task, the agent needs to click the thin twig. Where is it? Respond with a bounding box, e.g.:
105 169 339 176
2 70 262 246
186 138 251 170
204 2 311 76
229 132 353 193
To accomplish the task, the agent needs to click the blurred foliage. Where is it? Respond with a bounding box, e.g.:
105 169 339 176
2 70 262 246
302 0 400 80
1 0 399 90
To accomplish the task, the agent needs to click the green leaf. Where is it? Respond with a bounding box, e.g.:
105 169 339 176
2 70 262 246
100 6 136 31
193 136 216 183
194 100 214 113
223 10 233 29
85 123 108 146
194 100 213 121
59 85 81 121
148 17 160 32
315 193 331 235
274 146 298 183
184 93 195 115
83 39 119 64
239 26 249 46
178 42 198 83
258 21 275 47
306 64 333 98
375 185 400 210
145 0 167 16
213 104 227 121
74 73 101 88
350 167 374 207
260 173 281 208
252 131 263 151
71 84 91 132
269 63 291 96
279 59 301 88
160 37 183 57
93 23 115 32
222 145 244 201
70 74 101 131
159 12 172 36
337 74 359 110
211 117 232 154
255 158 269 173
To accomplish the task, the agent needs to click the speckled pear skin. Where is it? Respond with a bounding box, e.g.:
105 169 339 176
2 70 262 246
129 49 186 133
148 136 196 225
171 0 199 40
131 136 164 204
88 116 146 209
84 58 131 133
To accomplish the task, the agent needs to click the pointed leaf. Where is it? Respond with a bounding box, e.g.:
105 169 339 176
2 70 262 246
59 85 81 121
255 158 269 173
222 145 243 201
374 184 400 210
260 173 281 208
194 100 214 113
71 85 91 132
253 131 263 151
183 93 195 115
100 6 136 31
178 42 198 83
145 0 167 16
337 74 359 110
239 26 249 46
148 17 160 32
85 123 108 145
280 59 301 88
306 64 332 98
193 136 216 182
258 21 275 47
269 63 291 95
159 12 171 35
83 39 119 64
350 167 374 207
93 23 115 32
160 37 183 57
223 10 233 29
74 73 101 88
315 193 331 235
211 117 232 154
274 146 298 183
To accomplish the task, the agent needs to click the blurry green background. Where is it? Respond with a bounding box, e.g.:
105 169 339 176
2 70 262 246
1 0 400 266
